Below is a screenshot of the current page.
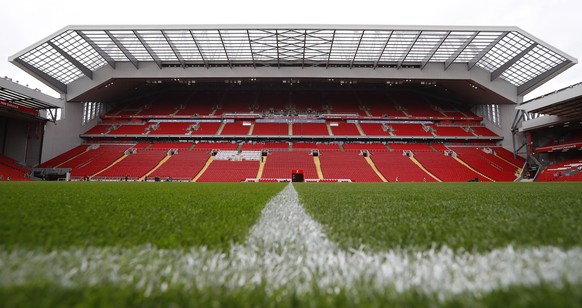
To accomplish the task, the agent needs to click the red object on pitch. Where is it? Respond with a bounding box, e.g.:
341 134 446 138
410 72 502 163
291 169 304 182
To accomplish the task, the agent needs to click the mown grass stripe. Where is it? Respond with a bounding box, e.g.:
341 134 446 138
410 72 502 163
1 184 581 302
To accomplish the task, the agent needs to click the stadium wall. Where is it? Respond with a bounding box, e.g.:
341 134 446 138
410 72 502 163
41 102 89 164
0 118 42 166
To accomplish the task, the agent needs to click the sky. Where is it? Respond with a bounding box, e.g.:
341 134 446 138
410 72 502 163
0 0 580 101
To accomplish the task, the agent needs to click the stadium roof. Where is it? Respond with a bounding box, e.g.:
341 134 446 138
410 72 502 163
0 77 64 110
9 25 577 96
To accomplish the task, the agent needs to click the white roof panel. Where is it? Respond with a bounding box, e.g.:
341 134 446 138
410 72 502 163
10 25 577 95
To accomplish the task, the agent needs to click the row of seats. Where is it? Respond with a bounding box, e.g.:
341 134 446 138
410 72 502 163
105 90 478 119
0 155 31 181
537 157 582 182
36 142 522 182
83 121 497 138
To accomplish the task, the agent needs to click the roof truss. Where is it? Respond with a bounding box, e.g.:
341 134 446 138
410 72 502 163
9 25 577 95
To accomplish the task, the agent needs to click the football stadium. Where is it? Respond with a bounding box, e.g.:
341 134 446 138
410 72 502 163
1 25 582 306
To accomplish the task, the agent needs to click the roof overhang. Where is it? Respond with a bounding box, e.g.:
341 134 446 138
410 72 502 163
519 83 582 131
0 77 64 110
10 25 577 100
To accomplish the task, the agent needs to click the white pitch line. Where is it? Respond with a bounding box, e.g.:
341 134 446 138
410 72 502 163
1 183 582 300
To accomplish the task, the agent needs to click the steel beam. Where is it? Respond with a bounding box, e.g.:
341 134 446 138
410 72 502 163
76 30 116 69
444 32 478 70
13 58 67 93
47 41 93 80
420 32 449 70
161 30 186 68
373 31 393 69
397 31 421 70
468 32 508 70
106 31 139 69
189 30 208 69
491 43 537 81
133 31 163 69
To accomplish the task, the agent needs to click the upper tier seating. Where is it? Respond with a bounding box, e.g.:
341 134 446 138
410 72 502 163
359 123 390 136
84 125 111 135
148 122 192 135
193 142 239 150
220 121 251 135
471 126 498 137
197 160 259 182
252 123 289 136
147 142 194 149
391 124 434 137
94 149 167 180
388 143 434 152
293 123 329 136
450 147 517 181
108 124 149 135
433 126 475 137
256 91 289 113
262 152 318 179
148 150 210 181
326 91 364 115
174 91 218 116
358 91 407 117
319 152 382 182
218 90 255 114
343 143 389 151
371 152 433 182
38 145 89 168
241 142 289 151
330 122 361 136
292 90 323 112
291 143 340 151
189 122 221 135
412 151 492 182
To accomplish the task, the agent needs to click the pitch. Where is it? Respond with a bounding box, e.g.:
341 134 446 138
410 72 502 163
1 182 581 307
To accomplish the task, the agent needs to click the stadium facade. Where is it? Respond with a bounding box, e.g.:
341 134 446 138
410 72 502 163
1 25 580 182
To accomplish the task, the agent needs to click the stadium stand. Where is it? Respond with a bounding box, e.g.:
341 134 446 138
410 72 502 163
329 122 361 136
148 150 210 181
196 160 259 182
221 121 252 135
93 149 168 181
67 145 131 179
0 155 31 181
412 151 492 182
261 152 318 180
371 152 432 182
319 152 382 182
15 25 577 182
450 147 518 181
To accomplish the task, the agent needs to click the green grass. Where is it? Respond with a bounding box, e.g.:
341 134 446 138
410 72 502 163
0 182 285 250
1 181 582 307
295 182 582 252
1 282 581 308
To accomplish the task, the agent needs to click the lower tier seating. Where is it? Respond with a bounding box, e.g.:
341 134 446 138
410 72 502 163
197 160 259 182
537 157 582 182
35 142 534 182
450 147 518 181
0 155 31 181
261 152 318 180
319 152 382 182
93 149 168 180
413 151 492 182
148 150 210 181
371 152 434 182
